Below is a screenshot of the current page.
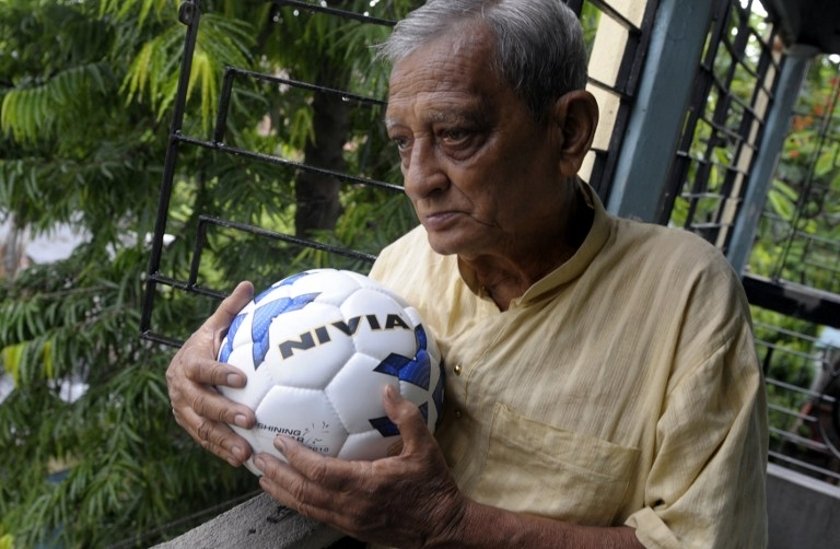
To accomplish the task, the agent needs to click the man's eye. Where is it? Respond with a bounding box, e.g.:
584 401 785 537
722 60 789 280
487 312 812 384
439 129 474 146
391 136 411 151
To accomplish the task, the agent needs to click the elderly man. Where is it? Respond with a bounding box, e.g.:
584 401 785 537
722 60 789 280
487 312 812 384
166 0 768 547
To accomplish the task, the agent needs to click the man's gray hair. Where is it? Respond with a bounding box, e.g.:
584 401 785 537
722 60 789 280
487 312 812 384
380 0 588 120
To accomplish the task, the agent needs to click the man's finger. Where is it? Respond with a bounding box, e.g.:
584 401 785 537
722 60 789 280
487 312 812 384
204 281 254 336
181 355 247 388
382 384 433 455
256 452 351 526
180 406 253 466
186 385 255 428
271 436 361 490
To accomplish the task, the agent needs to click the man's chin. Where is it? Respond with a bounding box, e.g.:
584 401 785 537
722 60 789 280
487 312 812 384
424 230 487 258
424 232 461 257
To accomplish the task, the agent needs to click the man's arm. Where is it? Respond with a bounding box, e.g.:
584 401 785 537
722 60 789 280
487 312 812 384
255 385 643 548
624 319 768 548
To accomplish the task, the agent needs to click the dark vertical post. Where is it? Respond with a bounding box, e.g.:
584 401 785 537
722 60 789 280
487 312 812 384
141 0 203 336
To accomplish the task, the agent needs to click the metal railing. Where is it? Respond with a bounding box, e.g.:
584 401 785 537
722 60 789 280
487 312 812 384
755 317 840 483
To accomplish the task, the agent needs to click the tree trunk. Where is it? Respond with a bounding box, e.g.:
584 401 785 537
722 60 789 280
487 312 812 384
294 63 350 238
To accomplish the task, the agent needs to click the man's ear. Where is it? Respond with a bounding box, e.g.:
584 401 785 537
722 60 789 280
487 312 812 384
551 90 599 177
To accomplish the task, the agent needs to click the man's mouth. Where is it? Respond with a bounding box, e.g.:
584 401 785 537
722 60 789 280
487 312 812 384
422 211 461 231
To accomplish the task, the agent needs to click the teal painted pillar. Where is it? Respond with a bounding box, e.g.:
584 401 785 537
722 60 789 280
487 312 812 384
726 46 815 275
606 0 716 221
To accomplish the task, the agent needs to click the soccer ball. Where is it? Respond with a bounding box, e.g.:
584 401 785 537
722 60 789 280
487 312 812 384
217 268 444 475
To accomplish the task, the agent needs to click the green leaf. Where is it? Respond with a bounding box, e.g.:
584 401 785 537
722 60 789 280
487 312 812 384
2 343 25 385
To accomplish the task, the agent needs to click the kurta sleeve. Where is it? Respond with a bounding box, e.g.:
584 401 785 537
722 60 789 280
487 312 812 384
625 272 768 548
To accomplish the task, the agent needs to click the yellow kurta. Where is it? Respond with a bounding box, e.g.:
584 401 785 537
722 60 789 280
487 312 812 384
369 184 768 548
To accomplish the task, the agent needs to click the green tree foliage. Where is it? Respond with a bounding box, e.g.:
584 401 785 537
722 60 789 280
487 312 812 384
0 0 419 545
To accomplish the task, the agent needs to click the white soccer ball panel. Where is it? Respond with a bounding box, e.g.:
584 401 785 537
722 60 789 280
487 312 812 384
252 386 348 458
225 424 268 476
262 303 354 389
339 269 380 289
325 352 398 434
243 457 264 476
402 306 424 328
254 282 292 302
290 269 361 307
340 289 417 358
341 271 407 304
338 429 403 461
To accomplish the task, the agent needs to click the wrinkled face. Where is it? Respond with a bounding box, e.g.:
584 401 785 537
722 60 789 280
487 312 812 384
385 24 566 259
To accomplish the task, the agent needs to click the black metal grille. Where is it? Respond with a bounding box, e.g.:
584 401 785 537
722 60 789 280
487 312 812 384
665 0 782 249
755 315 840 483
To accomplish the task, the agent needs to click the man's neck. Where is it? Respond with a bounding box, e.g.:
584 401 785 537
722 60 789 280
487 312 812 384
460 182 594 311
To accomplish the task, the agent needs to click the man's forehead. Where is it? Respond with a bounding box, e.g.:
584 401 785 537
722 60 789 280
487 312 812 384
384 94 491 128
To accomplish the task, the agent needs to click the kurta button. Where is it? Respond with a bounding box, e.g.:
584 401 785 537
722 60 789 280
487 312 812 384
453 364 462 376
455 409 462 418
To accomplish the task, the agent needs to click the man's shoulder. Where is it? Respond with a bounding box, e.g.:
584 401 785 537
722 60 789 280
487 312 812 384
605 216 745 304
613 216 732 272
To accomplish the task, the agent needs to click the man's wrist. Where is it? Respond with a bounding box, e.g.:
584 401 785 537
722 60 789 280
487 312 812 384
425 494 472 548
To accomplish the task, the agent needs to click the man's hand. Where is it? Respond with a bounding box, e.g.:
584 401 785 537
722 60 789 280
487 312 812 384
166 281 257 467
255 384 466 548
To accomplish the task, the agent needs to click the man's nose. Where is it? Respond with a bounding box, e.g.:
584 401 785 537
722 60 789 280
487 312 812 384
403 139 449 199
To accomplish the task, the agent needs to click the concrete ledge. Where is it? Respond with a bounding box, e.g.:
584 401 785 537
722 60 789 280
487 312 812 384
153 492 345 549
767 463 840 549
158 464 840 548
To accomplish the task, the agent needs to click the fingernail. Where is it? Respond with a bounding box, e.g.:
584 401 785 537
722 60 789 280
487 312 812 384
234 414 249 428
227 373 244 387
253 455 265 471
384 384 398 401
240 281 254 297
232 445 245 461
274 436 287 453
